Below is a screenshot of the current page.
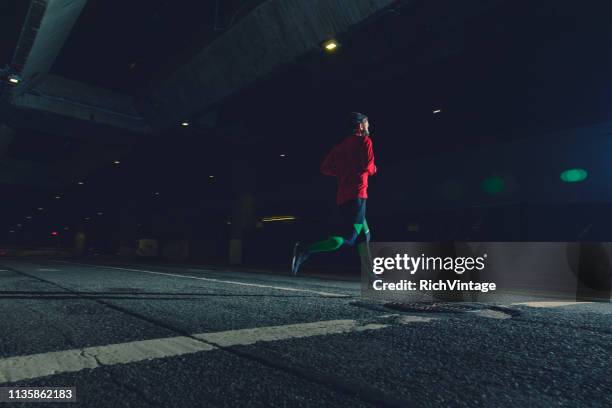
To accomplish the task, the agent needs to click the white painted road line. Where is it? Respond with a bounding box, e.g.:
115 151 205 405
512 301 593 308
467 309 512 320
0 316 434 384
55 261 349 297
36 268 60 272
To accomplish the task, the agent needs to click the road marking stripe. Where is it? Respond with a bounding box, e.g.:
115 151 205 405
56 261 348 297
512 301 593 308
0 317 434 384
36 268 60 272
467 309 512 320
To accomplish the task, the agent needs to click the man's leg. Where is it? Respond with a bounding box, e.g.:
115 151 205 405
306 236 344 253
362 218 371 243
291 235 346 275
292 199 365 275
356 219 374 286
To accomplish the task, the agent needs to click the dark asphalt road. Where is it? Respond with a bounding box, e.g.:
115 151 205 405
0 259 610 407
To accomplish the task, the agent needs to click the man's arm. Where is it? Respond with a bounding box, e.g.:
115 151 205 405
320 148 336 176
362 137 377 176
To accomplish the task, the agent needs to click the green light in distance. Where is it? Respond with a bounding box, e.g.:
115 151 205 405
560 168 587 183
481 176 505 195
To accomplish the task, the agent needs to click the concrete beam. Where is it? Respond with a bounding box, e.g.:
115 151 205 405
149 0 398 129
2 105 141 144
12 75 150 134
10 0 88 95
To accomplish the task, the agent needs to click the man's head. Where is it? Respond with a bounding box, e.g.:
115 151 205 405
348 112 369 136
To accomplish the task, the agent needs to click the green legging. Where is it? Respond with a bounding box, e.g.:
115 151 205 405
307 219 369 253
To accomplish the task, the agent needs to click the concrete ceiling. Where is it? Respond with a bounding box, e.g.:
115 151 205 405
0 0 405 189
5 0 598 194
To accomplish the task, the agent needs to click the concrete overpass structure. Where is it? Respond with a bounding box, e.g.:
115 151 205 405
0 0 408 187
2 0 609 265
0 0 513 262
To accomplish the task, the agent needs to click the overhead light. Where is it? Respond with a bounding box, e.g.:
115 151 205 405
84 217 91 221
433 109 442 114
209 175 214 179
51 231 58 236
154 192 160 196
16 224 22 227
181 122 190 127
55 196 61 199
78 181 84 185
38 207 44 211
97 212 103 216
113 160 120 164
9 230 14 233
261 215 296 222
323 39 339 52
226 221 231 225
7 74 21 84
26 216 32 219
280 154 286 157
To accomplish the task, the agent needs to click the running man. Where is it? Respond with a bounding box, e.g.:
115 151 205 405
291 112 377 275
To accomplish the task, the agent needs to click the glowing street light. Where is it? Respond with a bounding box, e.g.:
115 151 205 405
323 39 339 52
181 122 190 127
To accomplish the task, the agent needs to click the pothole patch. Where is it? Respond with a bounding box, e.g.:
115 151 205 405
384 302 487 314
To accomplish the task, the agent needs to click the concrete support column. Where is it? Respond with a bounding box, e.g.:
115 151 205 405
118 207 139 257
576 243 612 301
153 208 191 261
0 124 15 156
229 158 256 265
73 223 86 258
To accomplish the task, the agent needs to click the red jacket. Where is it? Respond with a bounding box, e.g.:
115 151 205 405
320 133 377 205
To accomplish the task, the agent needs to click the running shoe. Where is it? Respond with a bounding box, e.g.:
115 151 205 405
291 242 309 275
